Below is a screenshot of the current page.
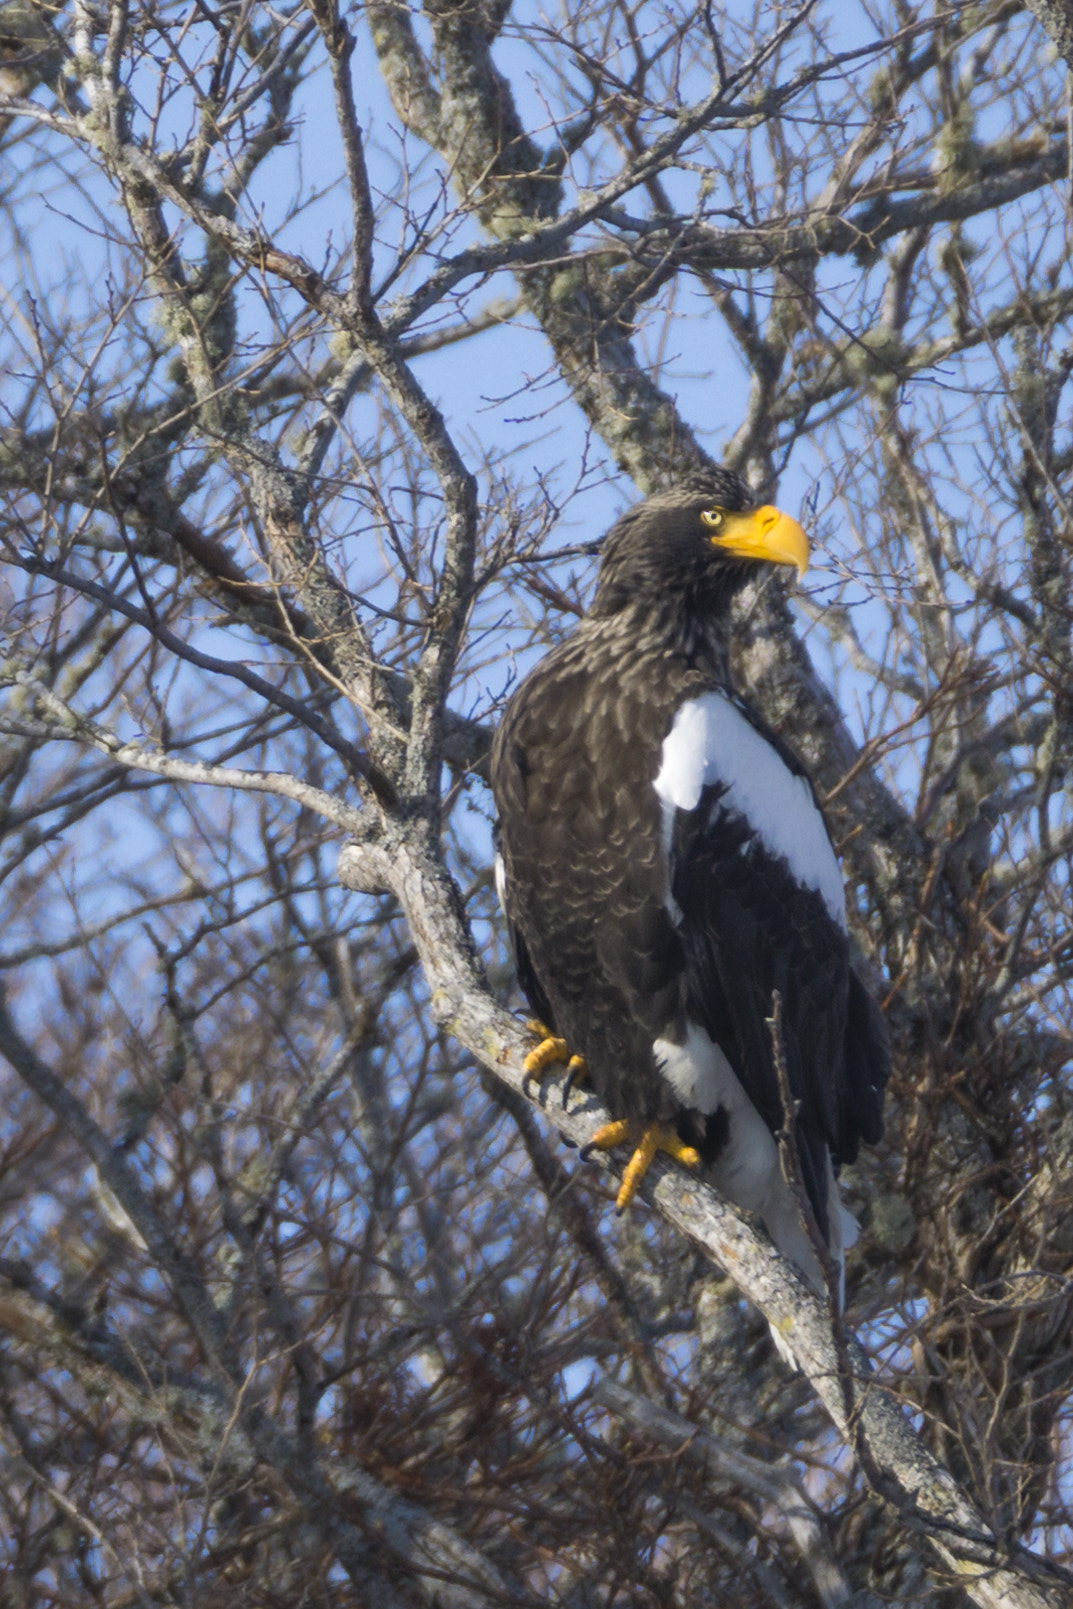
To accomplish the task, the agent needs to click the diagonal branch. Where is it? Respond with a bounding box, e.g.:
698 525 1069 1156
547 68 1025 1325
336 828 1073 1609
0 667 366 831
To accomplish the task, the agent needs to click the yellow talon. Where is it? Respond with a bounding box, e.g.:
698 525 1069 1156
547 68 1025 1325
586 1121 701 1211
523 1033 570 1077
522 1021 588 1102
588 1119 631 1151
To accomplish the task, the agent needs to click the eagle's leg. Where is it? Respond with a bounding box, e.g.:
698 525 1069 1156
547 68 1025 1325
583 1121 701 1212
523 1021 587 1101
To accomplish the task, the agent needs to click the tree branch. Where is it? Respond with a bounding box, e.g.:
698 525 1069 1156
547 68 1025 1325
336 829 1073 1609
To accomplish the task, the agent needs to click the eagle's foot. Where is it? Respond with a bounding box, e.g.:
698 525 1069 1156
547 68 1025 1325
583 1121 700 1213
523 1021 587 1103
562 1054 587 1103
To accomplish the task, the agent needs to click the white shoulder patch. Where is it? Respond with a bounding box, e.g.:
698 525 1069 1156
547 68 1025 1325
653 691 846 928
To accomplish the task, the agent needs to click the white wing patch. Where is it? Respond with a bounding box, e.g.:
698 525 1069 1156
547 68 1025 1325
654 691 846 928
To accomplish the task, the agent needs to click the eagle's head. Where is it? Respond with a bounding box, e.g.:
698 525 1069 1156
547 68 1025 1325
591 470 809 621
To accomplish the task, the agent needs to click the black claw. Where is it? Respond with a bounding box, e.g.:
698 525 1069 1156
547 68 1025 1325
578 1142 596 1162
563 1066 583 1104
522 1071 549 1106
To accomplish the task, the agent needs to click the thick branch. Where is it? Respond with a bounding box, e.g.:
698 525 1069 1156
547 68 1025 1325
336 829 1073 1609
1025 0 1073 69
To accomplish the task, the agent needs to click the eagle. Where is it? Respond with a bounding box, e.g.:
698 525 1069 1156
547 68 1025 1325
490 470 889 1294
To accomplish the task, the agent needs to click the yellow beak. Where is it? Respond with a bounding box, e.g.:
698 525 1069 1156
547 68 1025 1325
708 505 809 579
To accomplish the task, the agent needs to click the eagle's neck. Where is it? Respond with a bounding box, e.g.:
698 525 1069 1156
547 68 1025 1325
587 591 733 683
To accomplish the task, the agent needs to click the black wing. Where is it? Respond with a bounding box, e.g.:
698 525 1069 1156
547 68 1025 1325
670 782 887 1236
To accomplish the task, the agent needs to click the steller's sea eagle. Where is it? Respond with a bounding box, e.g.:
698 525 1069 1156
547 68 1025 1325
490 470 889 1295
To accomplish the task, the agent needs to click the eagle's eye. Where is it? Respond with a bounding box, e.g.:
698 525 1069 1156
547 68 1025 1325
700 508 725 531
